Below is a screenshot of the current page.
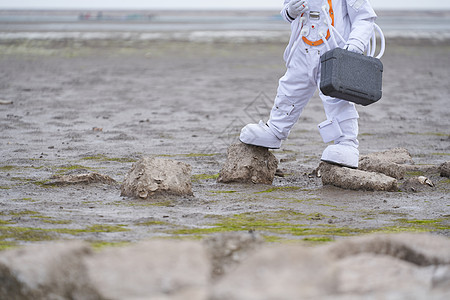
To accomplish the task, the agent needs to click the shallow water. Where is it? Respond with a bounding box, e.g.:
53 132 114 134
0 10 449 40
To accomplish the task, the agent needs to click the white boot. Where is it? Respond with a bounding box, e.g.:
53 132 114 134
240 120 282 149
320 118 359 168
240 95 303 149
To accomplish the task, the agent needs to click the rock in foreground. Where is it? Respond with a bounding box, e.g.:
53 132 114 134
218 143 278 184
1 234 449 300
121 157 193 199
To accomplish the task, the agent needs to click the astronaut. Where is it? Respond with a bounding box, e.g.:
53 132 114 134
240 0 377 168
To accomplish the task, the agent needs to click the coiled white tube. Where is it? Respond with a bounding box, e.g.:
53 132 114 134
285 9 386 67
374 23 385 59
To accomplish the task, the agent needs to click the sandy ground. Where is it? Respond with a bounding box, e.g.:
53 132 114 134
0 37 449 249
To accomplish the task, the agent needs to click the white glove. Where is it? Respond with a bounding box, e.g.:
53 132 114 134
287 0 309 20
345 44 364 54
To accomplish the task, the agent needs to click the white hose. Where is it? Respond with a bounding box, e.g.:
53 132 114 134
368 30 376 57
321 6 338 48
286 9 386 66
374 23 385 59
320 32 331 51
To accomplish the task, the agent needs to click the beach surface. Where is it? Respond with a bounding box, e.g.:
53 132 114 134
0 11 449 249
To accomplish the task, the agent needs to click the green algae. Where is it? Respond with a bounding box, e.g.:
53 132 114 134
54 164 94 174
136 220 170 226
0 165 16 171
167 210 365 238
0 241 17 251
393 218 450 231
83 224 130 233
209 190 237 194
307 213 329 221
82 155 137 163
12 197 35 202
192 173 220 182
41 219 72 225
303 237 334 242
0 223 130 246
406 170 425 176
255 186 302 194
90 241 131 251
158 153 219 158
8 210 41 217
406 132 449 137
166 209 450 240
0 226 55 242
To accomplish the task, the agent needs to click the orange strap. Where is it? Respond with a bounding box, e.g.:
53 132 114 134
302 0 334 47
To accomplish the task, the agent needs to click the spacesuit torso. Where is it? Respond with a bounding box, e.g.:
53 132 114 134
282 0 377 58
299 0 334 47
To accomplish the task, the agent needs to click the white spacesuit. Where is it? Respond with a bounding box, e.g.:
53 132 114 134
240 0 377 168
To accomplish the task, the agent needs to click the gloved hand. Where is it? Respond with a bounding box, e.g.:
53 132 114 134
345 44 364 54
287 0 309 20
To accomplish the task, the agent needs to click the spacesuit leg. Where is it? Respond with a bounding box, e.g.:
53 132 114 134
318 92 360 168
240 51 317 148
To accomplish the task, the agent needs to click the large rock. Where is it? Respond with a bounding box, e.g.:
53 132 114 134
318 162 398 191
217 143 278 184
121 157 193 199
85 240 209 300
0 241 99 300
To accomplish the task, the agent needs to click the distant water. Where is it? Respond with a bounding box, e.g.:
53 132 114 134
0 10 449 42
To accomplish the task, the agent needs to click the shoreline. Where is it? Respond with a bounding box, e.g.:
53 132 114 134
0 32 449 45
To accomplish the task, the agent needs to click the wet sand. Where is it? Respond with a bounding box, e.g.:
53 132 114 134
0 36 449 248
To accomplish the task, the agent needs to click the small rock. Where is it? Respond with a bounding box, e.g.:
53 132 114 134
439 161 450 178
217 143 278 185
275 169 285 177
401 176 435 192
317 162 398 191
0 99 13 105
121 157 193 199
46 172 116 185
417 176 434 187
